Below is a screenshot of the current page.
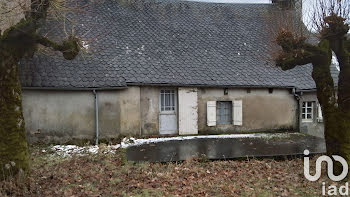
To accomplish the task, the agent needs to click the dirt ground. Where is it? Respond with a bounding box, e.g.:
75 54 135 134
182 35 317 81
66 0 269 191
0 146 341 197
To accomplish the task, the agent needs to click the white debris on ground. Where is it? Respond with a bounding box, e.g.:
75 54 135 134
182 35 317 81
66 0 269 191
120 133 300 148
121 137 136 148
47 133 300 156
50 144 120 157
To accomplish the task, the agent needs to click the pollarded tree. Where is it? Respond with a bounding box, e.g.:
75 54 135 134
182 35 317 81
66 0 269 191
274 0 350 171
0 0 80 178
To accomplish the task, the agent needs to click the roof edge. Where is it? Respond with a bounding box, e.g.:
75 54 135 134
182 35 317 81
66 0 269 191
22 83 297 90
22 86 128 91
126 82 295 89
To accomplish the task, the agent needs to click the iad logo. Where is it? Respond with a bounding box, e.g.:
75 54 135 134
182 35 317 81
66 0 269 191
303 149 348 181
304 149 349 196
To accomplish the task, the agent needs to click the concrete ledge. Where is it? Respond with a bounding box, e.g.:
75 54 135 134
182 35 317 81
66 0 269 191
126 133 326 162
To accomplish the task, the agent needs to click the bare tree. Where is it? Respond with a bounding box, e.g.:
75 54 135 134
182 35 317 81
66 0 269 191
0 0 81 178
272 0 350 172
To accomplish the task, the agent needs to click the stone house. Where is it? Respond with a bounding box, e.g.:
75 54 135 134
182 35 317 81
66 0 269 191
19 0 334 143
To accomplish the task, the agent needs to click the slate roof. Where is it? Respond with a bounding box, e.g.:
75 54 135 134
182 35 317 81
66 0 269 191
284 63 339 90
19 0 339 90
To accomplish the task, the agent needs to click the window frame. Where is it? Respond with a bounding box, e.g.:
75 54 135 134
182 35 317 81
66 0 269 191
216 101 233 125
302 101 314 122
160 89 177 113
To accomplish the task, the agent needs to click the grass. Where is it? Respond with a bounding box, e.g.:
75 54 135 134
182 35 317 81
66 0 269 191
0 145 339 196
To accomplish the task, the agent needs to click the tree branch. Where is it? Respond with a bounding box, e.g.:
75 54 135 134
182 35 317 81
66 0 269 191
35 35 64 50
274 29 326 70
320 14 349 40
35 34 80 60
276 29 307 52
276 49 314 70
30 0 50 20
275 33 332 71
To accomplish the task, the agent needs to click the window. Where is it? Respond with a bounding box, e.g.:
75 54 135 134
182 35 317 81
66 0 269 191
302 101 314 122
216 101 232 124
160 90 175 111
207 100 242 126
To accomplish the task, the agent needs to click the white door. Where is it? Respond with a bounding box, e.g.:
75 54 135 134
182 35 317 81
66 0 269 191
178 87 198 135
159 89 177 135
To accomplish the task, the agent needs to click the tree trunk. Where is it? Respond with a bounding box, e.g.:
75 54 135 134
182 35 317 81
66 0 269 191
327 35 350 174
330 39 350 112
273 13 350 175
0 2 80 179
322 109 350 175
0 51 29 179
310 42 340 155
309 40 349 174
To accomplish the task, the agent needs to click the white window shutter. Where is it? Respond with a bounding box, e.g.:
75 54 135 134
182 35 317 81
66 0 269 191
233 100 243 126
207 101 216 126
317 104 323 122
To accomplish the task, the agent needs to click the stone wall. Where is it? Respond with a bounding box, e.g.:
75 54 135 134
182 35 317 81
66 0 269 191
197 88 298 134
140 86 159 136
22 87 141 143
139 86 299 135
22 86 303 143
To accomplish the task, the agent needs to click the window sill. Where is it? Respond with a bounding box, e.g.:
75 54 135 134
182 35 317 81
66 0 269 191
216 124 234 126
